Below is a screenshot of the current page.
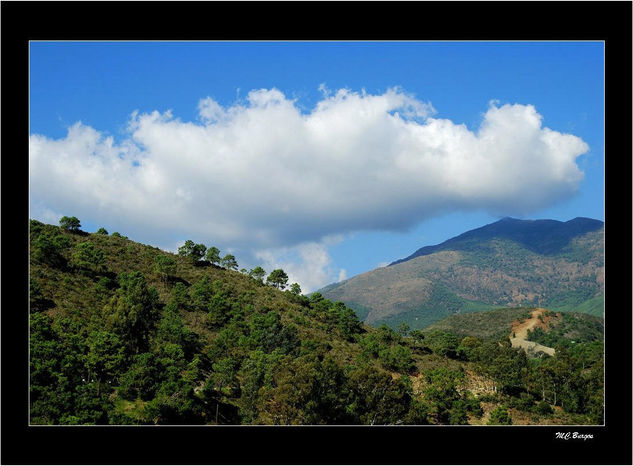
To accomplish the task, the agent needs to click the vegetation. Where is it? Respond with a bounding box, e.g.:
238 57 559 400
266 269 289 290
29 218 604 425
526 311 603 349
178 240 207 264
425 307 535 340
205 246 221 266
59 215 81 232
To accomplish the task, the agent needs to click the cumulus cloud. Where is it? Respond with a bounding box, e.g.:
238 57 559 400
254 241 342 293
29 87 588 290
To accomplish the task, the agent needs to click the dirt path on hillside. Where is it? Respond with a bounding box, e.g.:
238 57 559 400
510 308 556 357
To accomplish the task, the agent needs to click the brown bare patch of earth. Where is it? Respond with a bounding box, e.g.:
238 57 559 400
510 308 557 356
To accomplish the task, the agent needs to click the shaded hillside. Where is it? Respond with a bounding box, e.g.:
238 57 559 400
320 218 604 330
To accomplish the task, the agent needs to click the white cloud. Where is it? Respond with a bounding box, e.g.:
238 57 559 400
254 241 341 293
29 87 588 290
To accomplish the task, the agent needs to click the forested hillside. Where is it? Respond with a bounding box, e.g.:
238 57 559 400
29 218 603 425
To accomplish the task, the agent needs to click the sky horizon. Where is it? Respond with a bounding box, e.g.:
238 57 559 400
29 41 604 292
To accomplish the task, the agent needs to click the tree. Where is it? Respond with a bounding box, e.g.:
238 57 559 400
423 368 463 424
205 246 221 266
32 230 71 267
337 305 362 341
425 330 460 358
397 322 410 337
249 266 266 283
379 344 414 373
118 352 161 400
221 254 238 270
409 330 425 345
154 254 177 282
71 241 106 273
345 365 411 425
104 272 160 353
59 216 81 232
96 227 108 235
85 330 125 394
289 283 302 295
178 240 206 263
266 269 288 290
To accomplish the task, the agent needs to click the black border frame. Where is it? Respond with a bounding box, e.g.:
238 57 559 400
2 2 631 464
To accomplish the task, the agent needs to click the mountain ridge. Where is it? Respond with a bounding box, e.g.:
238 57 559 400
390 216 604 266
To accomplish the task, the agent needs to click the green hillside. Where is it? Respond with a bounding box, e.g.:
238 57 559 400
29 219 603 425
424 307 536 340
425 307 604 343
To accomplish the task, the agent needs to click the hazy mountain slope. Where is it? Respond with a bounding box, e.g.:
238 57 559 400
320 218 604 330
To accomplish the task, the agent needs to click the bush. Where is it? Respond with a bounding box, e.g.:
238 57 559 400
536 400 553 415
488 405 512 425
378 344 414 373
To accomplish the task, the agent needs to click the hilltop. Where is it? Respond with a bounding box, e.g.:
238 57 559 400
29 219 603 425
319 217 604 329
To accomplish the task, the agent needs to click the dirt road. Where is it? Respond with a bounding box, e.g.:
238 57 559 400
510 308 556 357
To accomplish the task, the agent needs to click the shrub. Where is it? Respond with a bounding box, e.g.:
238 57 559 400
488 405 512 425
536 400 553 415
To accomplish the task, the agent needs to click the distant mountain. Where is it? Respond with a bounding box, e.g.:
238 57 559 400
391 217 604 265
319 217 604 330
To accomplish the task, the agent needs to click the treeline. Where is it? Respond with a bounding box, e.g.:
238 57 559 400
176 239 298 292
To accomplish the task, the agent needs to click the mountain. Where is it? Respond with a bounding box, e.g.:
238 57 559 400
319 217 604 330
28 219 602 425
391 217 604 264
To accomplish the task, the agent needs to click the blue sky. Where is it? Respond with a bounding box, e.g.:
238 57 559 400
29 41 604 291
